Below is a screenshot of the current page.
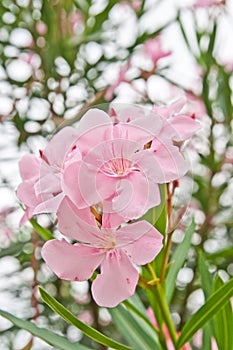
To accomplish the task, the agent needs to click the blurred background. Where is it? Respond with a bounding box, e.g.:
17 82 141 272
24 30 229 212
0 0 233 349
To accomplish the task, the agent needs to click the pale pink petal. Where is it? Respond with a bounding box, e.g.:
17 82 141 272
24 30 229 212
42 127 79 168
19 207 34 226
96 172 118 200
62 161 101 208
111 105 146 123
129 111 163 136
136 144 188 183
19 154 40 180
113 123 153 144
41 239 105 281
151 141 188 181
92 249 139 307
153 97 186 119
76 109 113 155
102 200 126 229
162 116 200 142
78 162 102 207
112 173 160 219
122 225 163 265
33 192 64 214
116 220 162 246
57 197 102 243
77 108 112 135
34 171 61 196
17 181 39 207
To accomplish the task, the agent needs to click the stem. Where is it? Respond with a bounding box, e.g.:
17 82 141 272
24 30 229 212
159 184 173 284
153 283 178 349
159 230 173 285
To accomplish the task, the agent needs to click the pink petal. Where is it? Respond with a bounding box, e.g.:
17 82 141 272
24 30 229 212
112 173 161 220
92 249 139 307
19 154 40 180
17 181 39 207
33 192 64 214
122 225 163 265
116 220 161 246
136 145 188 183
57 197 102 244
96 172 118 200
102 200 125 229
76 109 113 155
34 171 61 196
113 123 153 145
166 115 200 141
111 105 146 123
77 108 112 135
41 239 105 281
151 141 188 181
63 161 101 208
42 127 79 168
153 97 186 119
130 111 163 136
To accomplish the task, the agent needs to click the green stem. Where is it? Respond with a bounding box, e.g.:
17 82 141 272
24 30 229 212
153 283 178 349
159 231 173 285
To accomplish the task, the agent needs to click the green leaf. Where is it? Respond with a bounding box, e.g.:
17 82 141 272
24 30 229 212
198 250 213 299
30 219 53 241
213 275 233 350
177 278 233 349
39 287 131 350
0 309 90 350
166 220 195 303
110 302 162 350
142 184 166 233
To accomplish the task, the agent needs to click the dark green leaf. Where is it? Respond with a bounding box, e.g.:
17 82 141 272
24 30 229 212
30 219 53 241
177 278 233 349
110 302 162 350
0 309 90 350
166 220 195 303
213 275 233 350
39 287 131 350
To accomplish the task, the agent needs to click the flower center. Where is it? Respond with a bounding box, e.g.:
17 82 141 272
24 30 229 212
101 158 134 177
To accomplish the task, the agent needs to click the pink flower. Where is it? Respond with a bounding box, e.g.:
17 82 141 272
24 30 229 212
17 127 79 223
17 154 42 225
62 108 188 223
153 97 200 143
41 197 163 307
144 37 171 68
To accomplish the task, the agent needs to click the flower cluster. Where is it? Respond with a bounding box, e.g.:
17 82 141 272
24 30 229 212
17 101 199 306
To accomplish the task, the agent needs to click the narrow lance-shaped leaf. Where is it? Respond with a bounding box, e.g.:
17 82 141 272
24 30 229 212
213 274 233 350
177 278 233 349
166 220 195 303
39 287 132 350
198 251 215 350
110 304 162 350
30 219 53 241
0 309 91 350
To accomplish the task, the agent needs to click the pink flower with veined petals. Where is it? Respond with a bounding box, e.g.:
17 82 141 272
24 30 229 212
144 37 171 68
17 127 79 223
41 197 163 307
62 107 189 224
153 97 200 143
